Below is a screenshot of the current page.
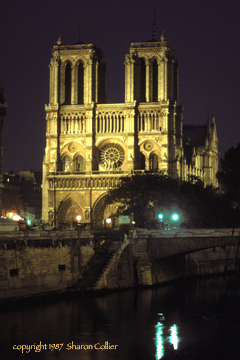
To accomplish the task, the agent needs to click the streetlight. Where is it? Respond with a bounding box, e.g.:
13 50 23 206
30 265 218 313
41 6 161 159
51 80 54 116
158 213 164 221
172 213 179 221
76 215 82 222
158 213 164 229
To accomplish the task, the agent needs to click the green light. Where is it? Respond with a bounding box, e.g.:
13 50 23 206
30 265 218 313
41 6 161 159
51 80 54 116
158 213 163 220
155 322 164 359
27 219 31 226
172 214 179 221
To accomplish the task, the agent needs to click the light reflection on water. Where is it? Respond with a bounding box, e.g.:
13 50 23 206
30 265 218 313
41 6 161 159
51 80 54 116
155 313 180 359
0 276 236 360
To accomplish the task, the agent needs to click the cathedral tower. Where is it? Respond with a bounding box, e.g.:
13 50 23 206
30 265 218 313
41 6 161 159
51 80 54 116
42 33 218 227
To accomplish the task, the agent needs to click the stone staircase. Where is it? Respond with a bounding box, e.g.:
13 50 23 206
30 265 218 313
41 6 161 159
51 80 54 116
76 251 110 290
93 238 130 290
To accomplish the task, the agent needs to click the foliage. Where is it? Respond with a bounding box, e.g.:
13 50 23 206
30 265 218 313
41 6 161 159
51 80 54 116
106 173 240 229
217 143 240 205
2 189 23 217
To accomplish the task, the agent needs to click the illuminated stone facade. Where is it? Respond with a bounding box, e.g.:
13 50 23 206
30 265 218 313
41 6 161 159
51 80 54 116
42 33 218 227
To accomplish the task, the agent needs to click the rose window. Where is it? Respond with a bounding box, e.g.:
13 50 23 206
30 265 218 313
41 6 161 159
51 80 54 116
144 142 153 151
100 143 125 170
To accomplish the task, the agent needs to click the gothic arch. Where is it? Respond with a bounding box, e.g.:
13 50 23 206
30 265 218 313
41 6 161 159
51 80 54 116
152 58 158 102
96 138 127 151
74 153 85 171
61 141 84 156
75 57 87 68
140 152 146 170
134 57 146 102
150 152 159 171
58 196 83 225
77 61 84 104
64 61 72 104
61 151 72 171
92 192 119 226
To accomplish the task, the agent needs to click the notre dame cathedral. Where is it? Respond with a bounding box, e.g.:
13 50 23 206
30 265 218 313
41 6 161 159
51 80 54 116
42 31 218 227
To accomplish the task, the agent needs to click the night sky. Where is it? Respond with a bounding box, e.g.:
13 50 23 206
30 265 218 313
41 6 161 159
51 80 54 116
1 0 240 173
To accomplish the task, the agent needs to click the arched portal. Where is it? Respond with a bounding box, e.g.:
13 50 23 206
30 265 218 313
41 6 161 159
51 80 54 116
58 197 83 227
92 193 120 228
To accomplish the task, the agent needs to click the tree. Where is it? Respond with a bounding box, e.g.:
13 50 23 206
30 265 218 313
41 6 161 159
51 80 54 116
106 173 240 229
217 143 240 205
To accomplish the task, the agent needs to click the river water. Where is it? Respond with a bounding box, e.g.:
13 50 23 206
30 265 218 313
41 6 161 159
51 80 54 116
0 276 239 360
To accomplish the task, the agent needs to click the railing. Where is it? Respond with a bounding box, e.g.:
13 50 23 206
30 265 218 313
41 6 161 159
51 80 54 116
96 111 125 133
60 112 86 135
137 110 161 132
48 170 146 177
48 176 123 190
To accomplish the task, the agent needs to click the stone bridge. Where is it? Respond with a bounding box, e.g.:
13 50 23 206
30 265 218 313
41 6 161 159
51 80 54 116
133 228 240 260
129 228 240 286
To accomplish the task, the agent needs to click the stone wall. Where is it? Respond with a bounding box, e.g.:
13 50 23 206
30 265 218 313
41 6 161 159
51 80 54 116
0 229 239 299
0 231 94 299
131 234 240 286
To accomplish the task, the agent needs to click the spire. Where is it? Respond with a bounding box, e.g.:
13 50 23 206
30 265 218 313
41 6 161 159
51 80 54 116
56 35 63 46
160 29 167 42
212 112 216 126
152 9 156 40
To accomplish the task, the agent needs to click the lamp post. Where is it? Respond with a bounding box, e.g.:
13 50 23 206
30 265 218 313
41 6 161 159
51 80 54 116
76 214 82 279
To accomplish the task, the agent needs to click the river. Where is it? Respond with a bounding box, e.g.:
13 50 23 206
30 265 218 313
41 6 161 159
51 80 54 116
0 275 239 360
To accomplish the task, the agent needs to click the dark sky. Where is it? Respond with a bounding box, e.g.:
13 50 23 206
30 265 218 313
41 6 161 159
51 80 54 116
1 0 239 173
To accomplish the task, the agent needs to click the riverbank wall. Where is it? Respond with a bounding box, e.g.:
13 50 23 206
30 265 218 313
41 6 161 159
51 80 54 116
0 230 94 299
94 229 240 289
0 228 239 299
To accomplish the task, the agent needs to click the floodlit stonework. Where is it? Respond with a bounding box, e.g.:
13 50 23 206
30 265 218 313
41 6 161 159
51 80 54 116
42 33 218 227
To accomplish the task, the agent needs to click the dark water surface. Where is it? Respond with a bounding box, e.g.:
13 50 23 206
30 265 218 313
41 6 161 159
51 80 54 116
0 276 239 360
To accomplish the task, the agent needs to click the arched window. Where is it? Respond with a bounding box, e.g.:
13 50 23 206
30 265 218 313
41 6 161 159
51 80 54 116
152 59 158 102
140 153 145 170
76 155 84 171
140 59 146 102
150 154 158 171
78 62 84 104
65 63 72 104
63 156 71 172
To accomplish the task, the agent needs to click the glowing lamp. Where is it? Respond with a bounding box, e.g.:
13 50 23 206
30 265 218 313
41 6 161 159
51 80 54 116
172 214 179 221
106 218 111 224
12 215 22 221
76 215 81 222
